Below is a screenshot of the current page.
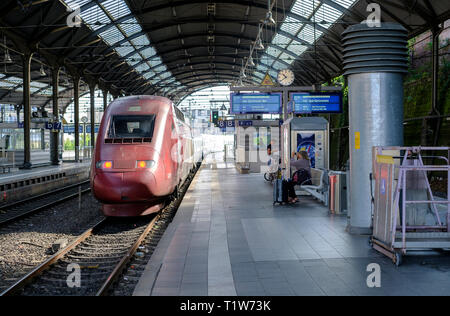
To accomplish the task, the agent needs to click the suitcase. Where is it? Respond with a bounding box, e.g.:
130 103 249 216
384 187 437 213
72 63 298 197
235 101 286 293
273 179 289 205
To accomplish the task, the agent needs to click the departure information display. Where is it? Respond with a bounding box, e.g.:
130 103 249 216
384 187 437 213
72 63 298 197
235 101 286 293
231 93 282 114
291 92 342 114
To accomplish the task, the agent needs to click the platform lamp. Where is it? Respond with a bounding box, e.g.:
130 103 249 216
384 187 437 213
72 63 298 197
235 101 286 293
2 35 12 64
263 0 276 26
40 64 46 77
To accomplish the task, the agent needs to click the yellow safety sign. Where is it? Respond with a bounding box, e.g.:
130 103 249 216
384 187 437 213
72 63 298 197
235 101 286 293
261 73 275 86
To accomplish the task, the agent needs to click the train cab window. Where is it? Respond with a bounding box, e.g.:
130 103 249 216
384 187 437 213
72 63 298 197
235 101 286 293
109 115 155 139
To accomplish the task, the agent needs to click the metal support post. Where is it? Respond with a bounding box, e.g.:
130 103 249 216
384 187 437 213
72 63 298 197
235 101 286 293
73 76 80 162
51 66 60 165
21 52 33 169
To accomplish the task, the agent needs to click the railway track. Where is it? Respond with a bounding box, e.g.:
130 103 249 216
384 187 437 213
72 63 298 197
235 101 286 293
0 164 200 296
0 181 91 226
0 216 158 296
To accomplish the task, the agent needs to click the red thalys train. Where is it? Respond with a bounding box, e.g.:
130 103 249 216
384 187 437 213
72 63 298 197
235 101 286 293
91 96 201 217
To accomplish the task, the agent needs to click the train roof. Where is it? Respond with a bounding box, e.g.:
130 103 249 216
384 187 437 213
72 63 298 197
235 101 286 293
106 95 187 124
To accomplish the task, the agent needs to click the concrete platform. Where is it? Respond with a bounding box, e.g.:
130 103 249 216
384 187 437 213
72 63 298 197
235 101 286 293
133 159 450 296
0 162 90 204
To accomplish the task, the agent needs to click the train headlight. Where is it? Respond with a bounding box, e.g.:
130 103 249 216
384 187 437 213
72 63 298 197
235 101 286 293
136 160 155 169
96 161 113 169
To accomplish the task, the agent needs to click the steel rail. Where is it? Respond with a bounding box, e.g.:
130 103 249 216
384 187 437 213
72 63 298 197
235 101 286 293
96 215 159 296
0 218 107 296
0 180 91 226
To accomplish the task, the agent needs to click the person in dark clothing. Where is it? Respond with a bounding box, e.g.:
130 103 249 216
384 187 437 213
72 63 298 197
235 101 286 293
286 151 312 204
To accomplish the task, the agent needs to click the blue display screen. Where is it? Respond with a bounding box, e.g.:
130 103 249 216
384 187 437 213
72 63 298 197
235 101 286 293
231 93 282 114
291 92 342 114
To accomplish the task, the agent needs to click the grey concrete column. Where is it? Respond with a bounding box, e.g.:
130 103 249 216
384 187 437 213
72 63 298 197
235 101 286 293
51 66 60 165
73 76 80 162
342 23 408 234
21 52 33 169
89 83 96 150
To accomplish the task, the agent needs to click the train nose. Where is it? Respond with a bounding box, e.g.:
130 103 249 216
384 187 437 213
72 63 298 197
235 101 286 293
93 171 157 203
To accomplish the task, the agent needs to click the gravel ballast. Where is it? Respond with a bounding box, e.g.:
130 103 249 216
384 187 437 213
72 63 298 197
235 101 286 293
0 193 104 291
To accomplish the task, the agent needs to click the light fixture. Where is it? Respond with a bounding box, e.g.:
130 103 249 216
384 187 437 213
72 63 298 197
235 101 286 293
262 0 276 26
264 11 276 26
248 55 255 67
3 49 12 64
3 35 12 64
97 90 101 98
256 36 265 50
40 64 46 77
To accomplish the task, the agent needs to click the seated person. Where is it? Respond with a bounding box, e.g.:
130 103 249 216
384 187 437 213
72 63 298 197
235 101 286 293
286 151 312 204
267 144 280 173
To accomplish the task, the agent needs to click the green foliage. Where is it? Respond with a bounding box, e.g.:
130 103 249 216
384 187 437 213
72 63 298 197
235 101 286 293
403 56 450 146
328 56 450 168
64 139 75 150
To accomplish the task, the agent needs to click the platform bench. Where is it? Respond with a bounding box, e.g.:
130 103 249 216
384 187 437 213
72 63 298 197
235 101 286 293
295 168 329 205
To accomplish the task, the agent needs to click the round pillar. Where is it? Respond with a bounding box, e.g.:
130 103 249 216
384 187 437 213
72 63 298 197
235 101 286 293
342 23 408 234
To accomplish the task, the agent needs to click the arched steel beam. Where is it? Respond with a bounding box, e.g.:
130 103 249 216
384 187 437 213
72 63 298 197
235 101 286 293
96 27 340 85
172 84 233 106
152 74 257 94
168 81 235 101
67 17 260 59
145 62 267 88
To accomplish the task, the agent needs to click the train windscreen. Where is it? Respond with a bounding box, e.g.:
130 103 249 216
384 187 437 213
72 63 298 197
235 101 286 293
109 115 156 139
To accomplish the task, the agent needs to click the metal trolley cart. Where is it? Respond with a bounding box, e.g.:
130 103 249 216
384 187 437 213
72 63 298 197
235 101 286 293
370 147 450 266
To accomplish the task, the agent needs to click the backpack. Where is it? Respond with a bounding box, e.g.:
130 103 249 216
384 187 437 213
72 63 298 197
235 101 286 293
293 169 312 185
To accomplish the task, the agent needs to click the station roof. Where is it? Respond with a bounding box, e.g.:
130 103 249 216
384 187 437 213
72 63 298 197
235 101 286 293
0 0 448 110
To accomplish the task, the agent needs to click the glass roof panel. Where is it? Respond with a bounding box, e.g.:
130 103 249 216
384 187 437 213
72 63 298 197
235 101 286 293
141 47 157 59
268 70 278 80
267 46 283 58
261 54 275 66
334 0 358 9
153 65 167 73
287 43 307 56
131 35 150 48
135 64 150 73
115 43 135 57
79 5 110 30
119 18 142 37
251 0 358 80
143 72 156 79
279 52 295 64
298 24 323 44
280 16 303 35
64 0 90 9
61 0 181 93
291 0 319 18
0 77 22 89
254 72 265 79
31 81 49 89
313 3 344 29
160 73 171 80
99 26 125 46
101 0 132 20
39 88 53 96
150 78 160 85
272 61 286 71
272 34 291 49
